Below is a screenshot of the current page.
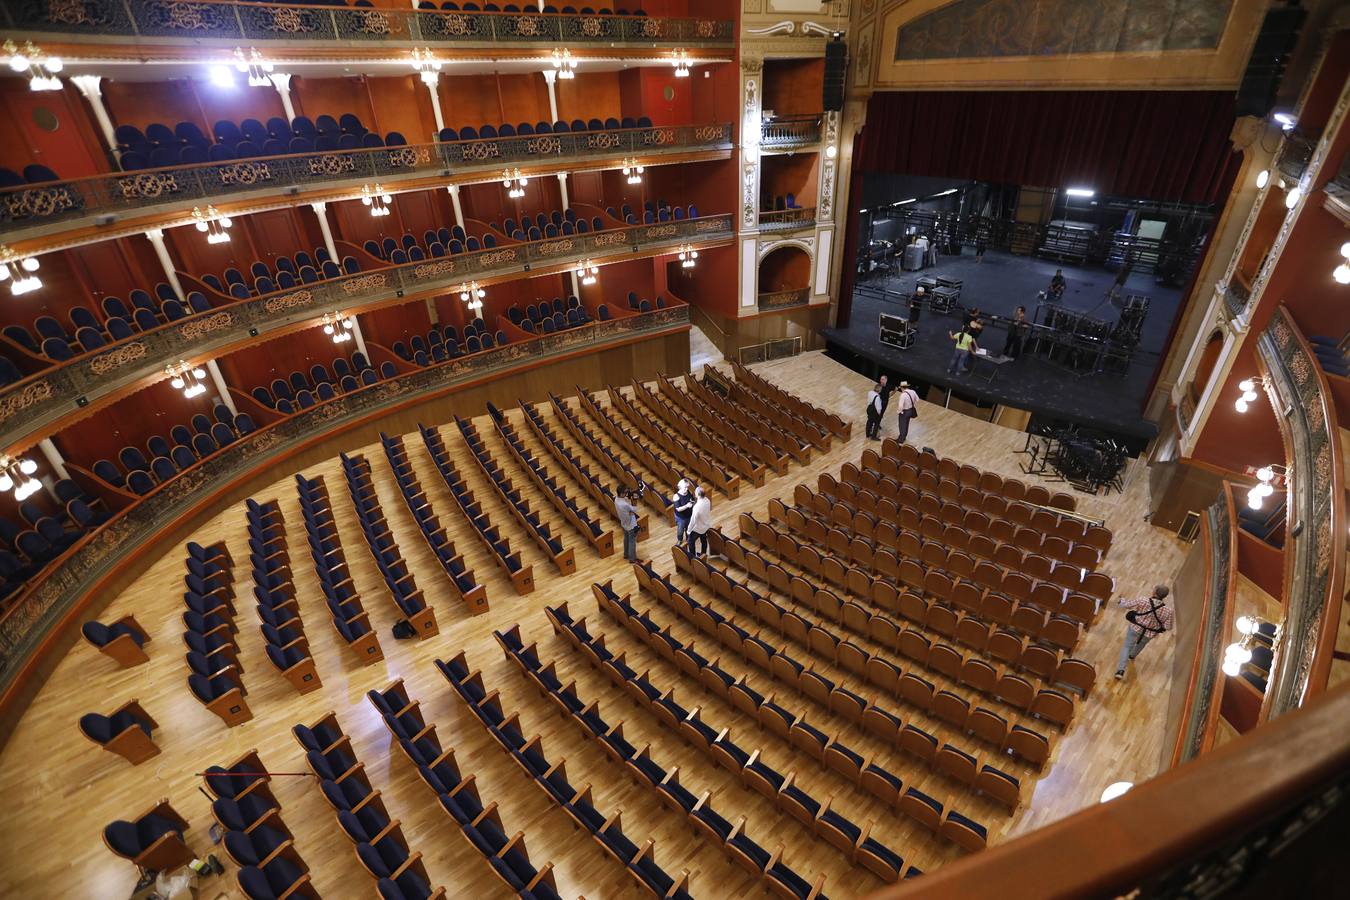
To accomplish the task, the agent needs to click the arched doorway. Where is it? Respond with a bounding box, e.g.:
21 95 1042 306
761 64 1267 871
758 245 811 309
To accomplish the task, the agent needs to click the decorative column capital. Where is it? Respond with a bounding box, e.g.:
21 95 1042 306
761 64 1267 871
556 172 569 183
144 228 165 241
542 69 558 86
447 184 459 196
267 72 292 92
310 201 328 214
70 74 102 96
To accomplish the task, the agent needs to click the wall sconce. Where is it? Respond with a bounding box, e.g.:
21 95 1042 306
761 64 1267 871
459 281 485 313
826 144 838 159
678 245 698 269
411 48 442 85
1284 185 1302 210
1255 169 1270 189
622 159 644 185
361 184 392 217
167 360 208 399
192 205 233 244
1223 616 1278 677
0 246 42 295
4 40 62 92
575 260 599 286
671 49 691 78
1245 464 1286 510
550 48 577 80
1234 375 1267 413
501 169 528 199
323 311 355 344
1334 242 1350 285
233 47 273 87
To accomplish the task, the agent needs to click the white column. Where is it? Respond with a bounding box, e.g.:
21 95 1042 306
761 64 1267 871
310 202 340 262
144 229 185 300
421 72 445 136
447 185 465 230
206 360 237 415
268 72 296 122
38 439 69 482
556 171 570 209
543 69 560 124
350 317 370 360
71 75 119 160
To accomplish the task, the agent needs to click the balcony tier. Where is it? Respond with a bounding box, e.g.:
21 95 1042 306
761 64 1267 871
0 122 733 250
2 2 734 49
0 212 733 451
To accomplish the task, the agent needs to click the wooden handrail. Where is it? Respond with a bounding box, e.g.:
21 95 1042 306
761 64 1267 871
867 680 1350 899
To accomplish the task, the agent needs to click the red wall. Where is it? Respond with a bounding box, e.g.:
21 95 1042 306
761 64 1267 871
54 380 217 468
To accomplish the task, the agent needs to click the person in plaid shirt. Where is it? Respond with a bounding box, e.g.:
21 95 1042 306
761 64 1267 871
1116 585 1174 680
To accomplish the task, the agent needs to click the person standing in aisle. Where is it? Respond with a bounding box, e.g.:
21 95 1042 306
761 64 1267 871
614 486 640 563
894 380 919 443
671 479 694 545
865 375 888 440
1115 585 1174 680
687 486 712 558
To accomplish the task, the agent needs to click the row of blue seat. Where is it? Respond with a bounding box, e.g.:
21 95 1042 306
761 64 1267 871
435 115 655 144
184 544 251 726
295 710 444 898
341 452 442 633
91 408 258 496
250 500 323 695
296 474 384 663
201 253 360 299
369 673 555 899
548 390 672 512
392 326 510 365
0 484 107 598
204 751 315 895
251 355 392 412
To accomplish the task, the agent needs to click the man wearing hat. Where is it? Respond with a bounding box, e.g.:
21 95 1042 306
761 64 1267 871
671 479 694 545
894 380 919 443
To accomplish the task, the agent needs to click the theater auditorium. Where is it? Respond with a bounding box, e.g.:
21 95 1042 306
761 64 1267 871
0 1 1345 897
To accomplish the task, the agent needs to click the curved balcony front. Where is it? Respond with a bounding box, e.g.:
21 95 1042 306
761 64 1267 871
0 212 734 452
0 298 689 696
0 122 734 250
1 2 734 49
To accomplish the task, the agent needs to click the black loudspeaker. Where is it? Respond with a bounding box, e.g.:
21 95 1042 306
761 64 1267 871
1235 6 1307 118
823 38 847 112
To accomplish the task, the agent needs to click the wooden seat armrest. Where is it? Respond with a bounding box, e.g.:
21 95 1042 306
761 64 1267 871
525 862 555 893
275 873 312 900
806 874 827 899
630 838 654 867
334 761 365 785
727 816 748 842
351 788 381 815
117 699 157 729
145 799 189 833
666 869 694 899
390 849 422 880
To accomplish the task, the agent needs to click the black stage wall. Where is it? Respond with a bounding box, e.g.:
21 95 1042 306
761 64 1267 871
837 89 1242 327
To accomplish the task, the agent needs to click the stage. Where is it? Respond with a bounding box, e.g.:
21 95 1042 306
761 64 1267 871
822 249 1185 443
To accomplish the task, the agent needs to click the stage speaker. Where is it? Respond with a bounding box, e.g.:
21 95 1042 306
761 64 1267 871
1235 6 1307 118
823 37 847 112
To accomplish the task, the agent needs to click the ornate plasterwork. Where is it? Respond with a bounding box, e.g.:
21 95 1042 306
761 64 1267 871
0 381 52 423
262 290 315 314
742 72 762 231
758 236 815 261
178 312 234 342
88 342 148 375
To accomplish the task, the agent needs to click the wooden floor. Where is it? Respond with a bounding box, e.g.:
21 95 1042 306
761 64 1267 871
0 351 1187 899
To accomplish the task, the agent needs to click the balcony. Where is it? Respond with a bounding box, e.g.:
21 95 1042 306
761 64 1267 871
1323 153 1350 225
758 288 810 310
0 122 733 248
1223 274 1252 321
1273 129 1316 188
0 3 734 49
0 213 733 449
760 114 822 151
758 206 816 232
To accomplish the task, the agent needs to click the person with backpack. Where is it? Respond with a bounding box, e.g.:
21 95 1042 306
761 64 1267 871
671 479 694 544
1116 585 1174 680
894 380 918 443
865 375 888 440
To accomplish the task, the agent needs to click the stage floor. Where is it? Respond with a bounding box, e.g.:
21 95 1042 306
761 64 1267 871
822 249 1184 441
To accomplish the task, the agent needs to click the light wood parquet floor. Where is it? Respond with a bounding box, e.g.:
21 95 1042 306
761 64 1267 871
0 351 1187 899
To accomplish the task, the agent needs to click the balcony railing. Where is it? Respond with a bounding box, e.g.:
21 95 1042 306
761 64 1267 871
0 213 733 450
760 115 823 149
0 2 734 47
758 206 816 231
0 301 689 693
0 122 733 245
1223 275 1252 321
1274 129 1316 187
757 288 809 309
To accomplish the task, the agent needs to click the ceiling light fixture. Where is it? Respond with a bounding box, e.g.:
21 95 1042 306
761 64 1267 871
621 159 645 185
233 46 273 88
501 168 528 199
192 205 233 244
361 184 393 217
1245 464 1285 510
4 40 62 92
1233 376 1266 413
459 281 485 313
0 454 41 501
167 360 209 399
0 246 42 295
551 48 578 80
1065 187 1095 198
933 188 958 197
672 49 691 78
1256 169 1270 189
322 311 356 344
1273 112 1296 131
678 245 699 269
410 48 442 85
1334 242 1350 285
576 260 599 286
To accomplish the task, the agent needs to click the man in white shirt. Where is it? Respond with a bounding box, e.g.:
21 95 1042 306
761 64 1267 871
894 380 919 443
865 374 887 440
686 486 712 558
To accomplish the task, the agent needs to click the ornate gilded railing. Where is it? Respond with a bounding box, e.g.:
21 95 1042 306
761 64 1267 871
1174 488 1238 765
0 301 688 695
757 288 810 309
0 122 732 244
1255 307 1346 719
758 207 816 231
0 1 733 46
760 114 823 148
0 213 733 451
1274 130 1316 188
1222 277 1251 321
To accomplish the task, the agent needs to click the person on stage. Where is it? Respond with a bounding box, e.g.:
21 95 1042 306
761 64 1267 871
946 326 979 376
1003 306 1028 358
909 286 924 323
1048 269 1067 301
